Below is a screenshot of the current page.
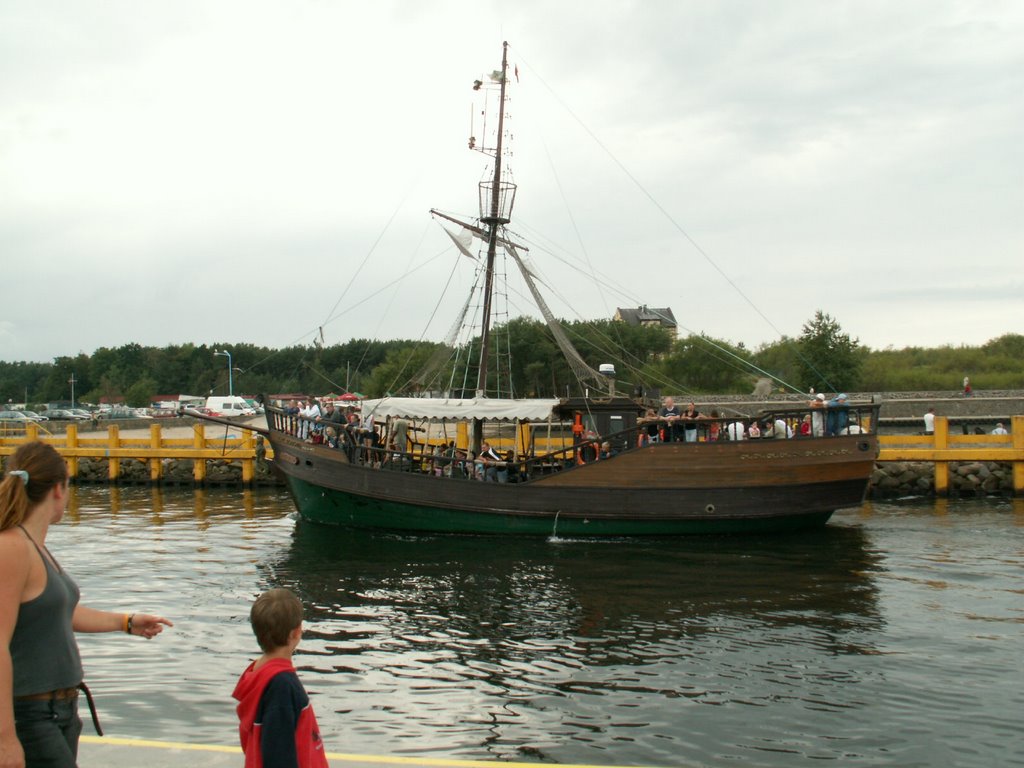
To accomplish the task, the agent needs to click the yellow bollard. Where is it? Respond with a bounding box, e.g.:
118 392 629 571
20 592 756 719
1013 415 1024 496
107 425 121 481
192 423 207 483
66 424 79 479
150 423 162 482
241 429 254 484
932 416 949 495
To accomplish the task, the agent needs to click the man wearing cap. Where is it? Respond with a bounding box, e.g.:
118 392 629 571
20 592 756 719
808 392 826 438
825 393 849 436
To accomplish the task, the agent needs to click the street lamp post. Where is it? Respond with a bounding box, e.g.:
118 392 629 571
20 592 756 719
214 350 233 396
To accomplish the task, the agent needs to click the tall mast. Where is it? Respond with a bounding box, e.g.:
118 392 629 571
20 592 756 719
474 41 512 398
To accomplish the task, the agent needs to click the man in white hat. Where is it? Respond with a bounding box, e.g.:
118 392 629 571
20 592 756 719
808 392 826 437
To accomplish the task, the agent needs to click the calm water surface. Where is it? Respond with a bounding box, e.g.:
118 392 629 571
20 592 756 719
53 488 1023 767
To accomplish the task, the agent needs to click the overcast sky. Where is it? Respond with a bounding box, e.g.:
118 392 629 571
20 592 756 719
2 1 1021 364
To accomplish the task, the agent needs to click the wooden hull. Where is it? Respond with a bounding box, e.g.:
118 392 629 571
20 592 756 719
268 430 878 536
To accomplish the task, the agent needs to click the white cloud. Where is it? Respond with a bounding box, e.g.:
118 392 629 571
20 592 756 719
1 0 1022 364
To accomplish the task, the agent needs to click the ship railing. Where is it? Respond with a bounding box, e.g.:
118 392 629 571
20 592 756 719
616 401 881 446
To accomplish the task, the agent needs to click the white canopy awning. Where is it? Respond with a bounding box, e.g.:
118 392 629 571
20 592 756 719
358 397 560 423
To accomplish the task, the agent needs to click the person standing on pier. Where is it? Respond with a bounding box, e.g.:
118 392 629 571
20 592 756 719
923 408 936 435
0 441 173 768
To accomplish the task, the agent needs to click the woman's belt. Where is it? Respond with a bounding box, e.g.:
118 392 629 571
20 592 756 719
15 686 80 701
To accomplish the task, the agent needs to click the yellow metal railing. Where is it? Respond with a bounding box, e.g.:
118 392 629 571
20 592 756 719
0 423 273 485
877 414 1024 494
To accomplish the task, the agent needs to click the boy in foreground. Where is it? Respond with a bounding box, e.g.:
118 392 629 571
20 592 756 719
233 588 330 768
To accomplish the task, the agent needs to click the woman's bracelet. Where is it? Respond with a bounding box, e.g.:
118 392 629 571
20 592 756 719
125 613 135 634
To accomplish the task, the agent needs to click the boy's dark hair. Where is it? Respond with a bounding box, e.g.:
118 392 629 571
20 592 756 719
250 588 303 652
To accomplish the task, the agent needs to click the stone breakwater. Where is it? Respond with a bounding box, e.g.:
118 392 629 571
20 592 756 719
71 456 281 486
869 461 1015 497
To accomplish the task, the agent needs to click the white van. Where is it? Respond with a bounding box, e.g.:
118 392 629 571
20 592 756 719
205 396 257 418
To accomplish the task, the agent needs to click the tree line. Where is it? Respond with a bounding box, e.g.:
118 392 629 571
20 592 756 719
1 312 1021 408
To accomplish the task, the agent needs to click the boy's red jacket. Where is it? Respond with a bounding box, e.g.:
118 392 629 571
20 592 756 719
233 657 329 768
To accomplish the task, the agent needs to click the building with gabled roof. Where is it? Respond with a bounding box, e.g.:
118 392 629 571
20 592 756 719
613 306 678 338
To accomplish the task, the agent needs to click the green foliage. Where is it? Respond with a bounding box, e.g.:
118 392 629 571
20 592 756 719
751 337 801 389
796 310 864 392
653 334 754 394
1 328 1021 403
858 334 1024 392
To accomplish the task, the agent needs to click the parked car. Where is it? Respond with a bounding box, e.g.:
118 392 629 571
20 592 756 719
97 407 150 419
46 409 89 420
0 410 34 421
18 410 48 421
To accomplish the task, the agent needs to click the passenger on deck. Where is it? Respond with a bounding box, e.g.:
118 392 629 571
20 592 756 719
809 393 826 437
341 408 359 462
360 412 376 463
320 402 340 426
826 393 850 436
800 414 812 436
478 441 502 481
638 408 660 446
658 397 682 442
708 410 721 441
504 451 523 482
748 421 761 439
306 398 324 441
454 449 470 478
681 402 701 443
497 450 512 483
726 420 746 441
992 422 1008 435
390 418 409 458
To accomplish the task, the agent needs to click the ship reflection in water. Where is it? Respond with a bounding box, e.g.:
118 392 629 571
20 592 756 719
58 487 1021 768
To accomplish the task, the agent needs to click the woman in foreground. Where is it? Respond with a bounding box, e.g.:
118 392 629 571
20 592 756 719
0 441 173 768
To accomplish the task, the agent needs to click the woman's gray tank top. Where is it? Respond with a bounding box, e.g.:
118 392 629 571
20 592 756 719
10 534 84 696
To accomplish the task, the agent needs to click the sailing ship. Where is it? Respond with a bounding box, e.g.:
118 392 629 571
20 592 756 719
262 42 880 536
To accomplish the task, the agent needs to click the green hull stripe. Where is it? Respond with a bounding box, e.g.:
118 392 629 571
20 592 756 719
286 477 834 536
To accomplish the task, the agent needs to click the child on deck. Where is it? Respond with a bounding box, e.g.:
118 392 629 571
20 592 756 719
233 588 330 768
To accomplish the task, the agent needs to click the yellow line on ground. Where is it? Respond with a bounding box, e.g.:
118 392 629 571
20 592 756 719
81 736 239 754
80 736 670 768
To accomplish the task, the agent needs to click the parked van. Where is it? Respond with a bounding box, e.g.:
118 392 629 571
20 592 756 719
205 396 257 418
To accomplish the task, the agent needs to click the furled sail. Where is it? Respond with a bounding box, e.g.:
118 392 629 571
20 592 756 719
505 242 604 387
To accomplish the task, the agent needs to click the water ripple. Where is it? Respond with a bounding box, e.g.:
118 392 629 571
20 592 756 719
45 488 1024 767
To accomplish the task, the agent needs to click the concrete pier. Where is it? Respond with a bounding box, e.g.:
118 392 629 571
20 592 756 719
79 735 664 768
